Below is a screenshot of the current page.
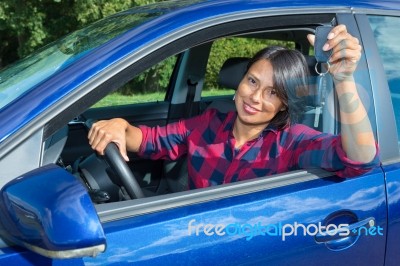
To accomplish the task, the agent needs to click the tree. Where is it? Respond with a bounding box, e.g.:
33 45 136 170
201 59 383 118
0 0 162 69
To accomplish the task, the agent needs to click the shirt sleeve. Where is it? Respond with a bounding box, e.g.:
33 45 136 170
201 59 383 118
137 109 215 161
290 124 380 177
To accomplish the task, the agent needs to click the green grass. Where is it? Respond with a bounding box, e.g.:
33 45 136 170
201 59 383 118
203 88 235 96
92 89 234 108
92 92 164 108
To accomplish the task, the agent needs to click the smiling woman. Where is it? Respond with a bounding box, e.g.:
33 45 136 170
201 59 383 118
88 26 379 191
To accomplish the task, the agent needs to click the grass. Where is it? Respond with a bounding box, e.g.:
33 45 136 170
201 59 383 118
92 89 234 108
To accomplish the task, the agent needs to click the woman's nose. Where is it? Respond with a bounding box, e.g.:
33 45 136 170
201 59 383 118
249 88 262 102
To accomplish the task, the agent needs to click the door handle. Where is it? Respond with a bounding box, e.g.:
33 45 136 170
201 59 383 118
315 217 375 243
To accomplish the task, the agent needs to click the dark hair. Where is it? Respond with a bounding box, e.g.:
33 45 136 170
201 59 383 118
246 46 309 129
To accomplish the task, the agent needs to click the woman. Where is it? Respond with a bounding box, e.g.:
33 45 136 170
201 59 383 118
88 25 379 189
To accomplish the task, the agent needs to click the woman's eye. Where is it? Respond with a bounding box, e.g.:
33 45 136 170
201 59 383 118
248 77 256 85
264 89 277 98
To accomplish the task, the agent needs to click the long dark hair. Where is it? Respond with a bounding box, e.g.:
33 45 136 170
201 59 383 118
246 46 309 129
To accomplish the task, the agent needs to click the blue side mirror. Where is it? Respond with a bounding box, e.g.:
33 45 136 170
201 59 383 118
0 164 106 259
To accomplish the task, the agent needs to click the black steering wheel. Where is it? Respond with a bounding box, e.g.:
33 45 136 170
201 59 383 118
86 119 144 199
103 143 145 199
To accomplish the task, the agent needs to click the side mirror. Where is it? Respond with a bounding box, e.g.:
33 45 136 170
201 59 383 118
0 164 106 259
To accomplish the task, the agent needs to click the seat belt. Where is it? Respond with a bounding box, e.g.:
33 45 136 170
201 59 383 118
185 77 198 118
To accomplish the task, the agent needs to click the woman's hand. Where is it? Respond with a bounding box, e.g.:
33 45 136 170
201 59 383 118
308 25 376 164
307 24 362 81
88 118 130 161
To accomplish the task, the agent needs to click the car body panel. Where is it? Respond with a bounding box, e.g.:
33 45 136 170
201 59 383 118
382 163 400 266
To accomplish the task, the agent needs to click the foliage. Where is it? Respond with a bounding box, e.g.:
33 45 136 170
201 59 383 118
0 0 161 68
119 55 178 95
204 37 294 89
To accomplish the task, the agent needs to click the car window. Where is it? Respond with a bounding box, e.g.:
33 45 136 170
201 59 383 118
202 37 295 97
92 55 177 108
368 15 400 144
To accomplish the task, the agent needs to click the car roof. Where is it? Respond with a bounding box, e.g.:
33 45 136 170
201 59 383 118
0 0 399 154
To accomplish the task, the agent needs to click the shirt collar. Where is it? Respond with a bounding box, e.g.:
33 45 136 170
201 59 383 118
261 124 278 135
225 111 279 138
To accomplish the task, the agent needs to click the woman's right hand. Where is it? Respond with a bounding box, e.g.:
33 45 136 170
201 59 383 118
88 118 130 161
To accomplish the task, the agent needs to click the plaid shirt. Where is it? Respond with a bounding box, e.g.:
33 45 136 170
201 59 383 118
138 109 379 189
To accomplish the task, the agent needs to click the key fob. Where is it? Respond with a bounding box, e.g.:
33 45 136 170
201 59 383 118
314 25 333 63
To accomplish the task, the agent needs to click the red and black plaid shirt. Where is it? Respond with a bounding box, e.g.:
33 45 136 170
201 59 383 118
138 109 379 189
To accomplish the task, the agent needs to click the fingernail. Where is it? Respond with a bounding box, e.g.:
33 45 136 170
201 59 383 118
323 43 330 51
327 32 335 39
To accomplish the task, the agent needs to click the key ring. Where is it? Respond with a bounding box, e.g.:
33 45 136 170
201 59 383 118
315 61 330 76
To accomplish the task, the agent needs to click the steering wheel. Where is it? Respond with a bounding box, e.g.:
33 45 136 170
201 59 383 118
86 119 144 199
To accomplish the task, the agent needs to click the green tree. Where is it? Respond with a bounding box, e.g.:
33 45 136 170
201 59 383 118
0 0 162 69
204 37 295 89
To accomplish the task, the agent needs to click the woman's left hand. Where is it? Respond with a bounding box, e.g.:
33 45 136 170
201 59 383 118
307 24 362 81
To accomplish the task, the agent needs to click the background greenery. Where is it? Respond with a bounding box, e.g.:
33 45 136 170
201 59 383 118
0 0 163 69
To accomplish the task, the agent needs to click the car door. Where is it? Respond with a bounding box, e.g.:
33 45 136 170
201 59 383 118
79 13 386 265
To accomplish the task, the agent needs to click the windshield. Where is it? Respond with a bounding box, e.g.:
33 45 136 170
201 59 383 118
0 6 165 110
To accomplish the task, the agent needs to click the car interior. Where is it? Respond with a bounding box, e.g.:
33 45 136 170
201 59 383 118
42 24 338 204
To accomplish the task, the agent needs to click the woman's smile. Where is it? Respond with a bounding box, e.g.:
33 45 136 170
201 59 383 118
242 102 260 115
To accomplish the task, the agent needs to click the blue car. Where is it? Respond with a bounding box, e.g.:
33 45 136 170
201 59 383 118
0 0 399 265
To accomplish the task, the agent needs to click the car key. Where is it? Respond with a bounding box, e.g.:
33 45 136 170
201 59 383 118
313 25 333 128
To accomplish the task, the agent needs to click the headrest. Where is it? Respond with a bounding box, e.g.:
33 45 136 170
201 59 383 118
217 57 249 90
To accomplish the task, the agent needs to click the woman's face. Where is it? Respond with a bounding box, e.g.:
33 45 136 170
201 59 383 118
235 59 285 128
